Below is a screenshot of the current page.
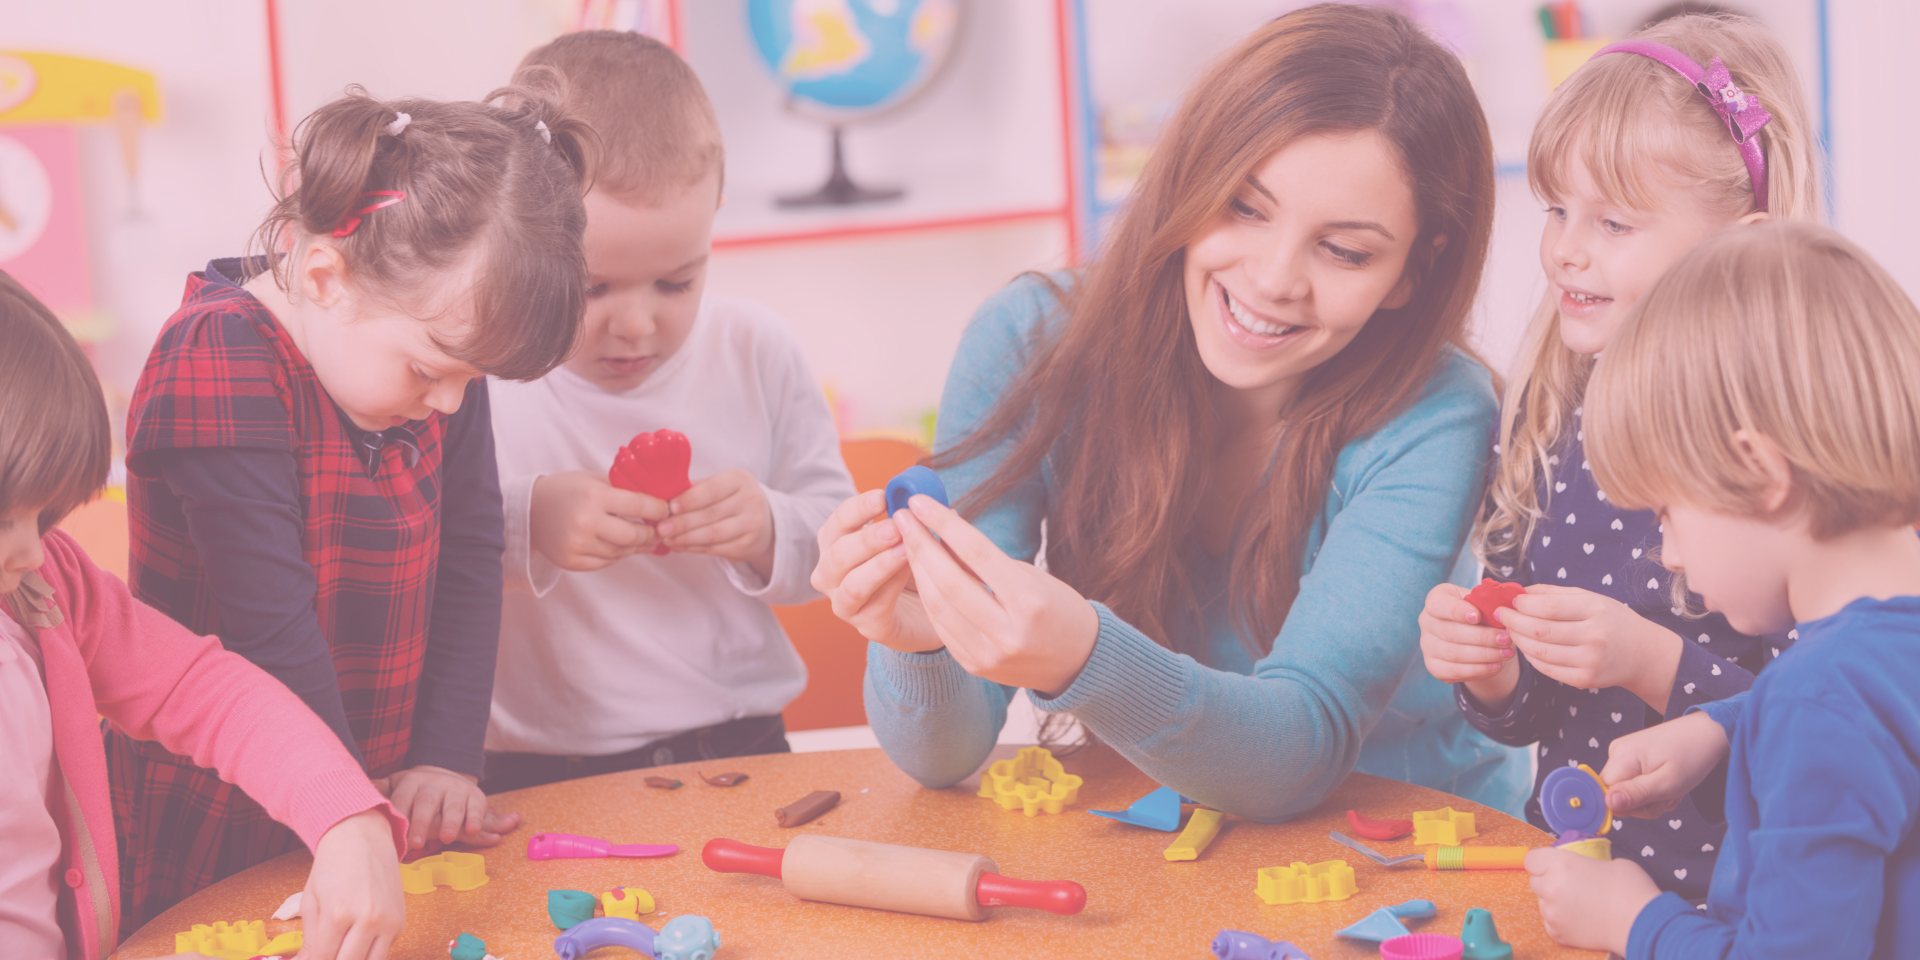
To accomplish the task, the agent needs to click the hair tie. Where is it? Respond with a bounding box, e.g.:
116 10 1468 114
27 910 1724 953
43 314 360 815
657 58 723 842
386 112 411 137
331 190 407 238
535 120 552 145
1591 40 1772 212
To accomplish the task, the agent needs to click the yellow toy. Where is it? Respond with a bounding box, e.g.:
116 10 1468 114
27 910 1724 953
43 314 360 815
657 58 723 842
174 920 301 960
599 884 656 918
1163 808 1224 862
976 745 1082 816
1410 806 1478 846
1255 859 1356 904
398 850 490 894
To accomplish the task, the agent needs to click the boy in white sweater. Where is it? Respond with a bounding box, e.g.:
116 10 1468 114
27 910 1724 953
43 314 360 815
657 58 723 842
482 31 855 790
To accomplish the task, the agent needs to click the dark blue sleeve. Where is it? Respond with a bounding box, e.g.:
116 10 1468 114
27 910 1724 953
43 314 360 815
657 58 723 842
404 378 504 777
1455 653 1566 747
156 446 362 764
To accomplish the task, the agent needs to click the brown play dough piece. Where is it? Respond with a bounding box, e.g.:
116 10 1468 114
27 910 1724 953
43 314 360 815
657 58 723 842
775 790 841 827
645 776 683 790
701 771 749 787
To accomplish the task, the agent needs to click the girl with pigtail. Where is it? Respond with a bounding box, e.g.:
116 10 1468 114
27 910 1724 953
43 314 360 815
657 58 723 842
1417 12 1820 900
107 72 594 928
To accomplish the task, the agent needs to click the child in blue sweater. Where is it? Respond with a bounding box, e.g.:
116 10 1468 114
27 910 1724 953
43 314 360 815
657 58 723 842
1526 223 1920 959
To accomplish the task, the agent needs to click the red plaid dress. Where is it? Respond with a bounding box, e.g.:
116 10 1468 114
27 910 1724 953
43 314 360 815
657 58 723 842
110 263 472 929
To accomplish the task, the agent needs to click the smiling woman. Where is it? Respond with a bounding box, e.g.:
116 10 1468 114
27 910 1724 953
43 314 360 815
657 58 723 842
811 3 1525 821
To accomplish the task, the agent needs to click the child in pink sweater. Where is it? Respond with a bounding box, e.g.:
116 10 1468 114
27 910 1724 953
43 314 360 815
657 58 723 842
0 270 407 960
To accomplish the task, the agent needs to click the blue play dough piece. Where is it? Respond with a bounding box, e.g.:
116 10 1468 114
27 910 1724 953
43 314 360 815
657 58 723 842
1089 785 1188 832
1541 764 1610 837
1336 899 1441 943
1390 899 1438 921
1211 929 1313 959
448 933 487 960
885 465 949 517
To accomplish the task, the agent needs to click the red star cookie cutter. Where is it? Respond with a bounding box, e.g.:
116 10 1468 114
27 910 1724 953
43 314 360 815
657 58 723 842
1463 578 1526 624
609 429 691 555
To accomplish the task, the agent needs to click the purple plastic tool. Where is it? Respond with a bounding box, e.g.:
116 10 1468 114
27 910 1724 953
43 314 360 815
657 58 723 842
552 917 655 960
528 833 679 860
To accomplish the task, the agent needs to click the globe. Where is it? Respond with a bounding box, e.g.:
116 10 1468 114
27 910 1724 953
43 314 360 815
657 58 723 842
745 0 962 206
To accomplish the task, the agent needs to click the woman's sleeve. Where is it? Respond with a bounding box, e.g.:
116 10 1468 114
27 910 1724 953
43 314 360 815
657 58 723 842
406 379 504 777
864 277 1056 787
1031 357 1499 821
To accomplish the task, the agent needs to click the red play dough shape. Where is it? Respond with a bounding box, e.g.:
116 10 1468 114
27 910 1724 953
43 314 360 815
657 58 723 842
1464 578 1526 624
1347 809 1414 841
609 429 692 555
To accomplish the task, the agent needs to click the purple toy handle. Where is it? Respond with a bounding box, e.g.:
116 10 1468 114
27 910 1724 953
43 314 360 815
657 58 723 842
528 833 679 860
552 917 655 960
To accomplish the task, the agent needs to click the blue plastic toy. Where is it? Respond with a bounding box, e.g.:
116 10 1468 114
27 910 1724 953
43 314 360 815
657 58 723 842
653 915 722 960
552 917 655 960
1211 929 1313 960
1460 907 1515 960
1089 785 1188 832
449 933 487 960
885 465 948 517
1542 763 1610 840
1335 899 1438 943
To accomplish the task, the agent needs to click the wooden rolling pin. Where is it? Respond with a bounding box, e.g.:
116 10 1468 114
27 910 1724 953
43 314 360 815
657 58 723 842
702 836 1087 921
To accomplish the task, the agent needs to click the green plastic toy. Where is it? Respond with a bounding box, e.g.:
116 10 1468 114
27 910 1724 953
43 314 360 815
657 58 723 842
1460 907 1515 960
547 889 598 930
448 932 487 960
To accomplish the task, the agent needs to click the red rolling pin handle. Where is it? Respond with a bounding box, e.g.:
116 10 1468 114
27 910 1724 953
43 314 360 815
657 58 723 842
702 838 784 879
975 872 1087 915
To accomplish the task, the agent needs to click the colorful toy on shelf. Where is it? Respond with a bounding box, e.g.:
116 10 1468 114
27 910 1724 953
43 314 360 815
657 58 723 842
1410 806 1477 846
884 464 948 517
398 851 489 894
1380 932 1464 960
1211 929 1313 960
600 885 656 919
1346 809 1413 840
547 889 598 930
702 835 1087 920
1462 578 1525 624
1330 831 1425 867
1459 908 1514 960
655 915 722 960
609 428 691 554
1336 900 1437 943
173 920 301 960
1089 784 1185 831
775 789 841 826
977 745 1082 816
1254 859 1356 904
448 933 488 960
699 770 749 786
1164 807 1225 861
552 916 657 960
528 832 679 860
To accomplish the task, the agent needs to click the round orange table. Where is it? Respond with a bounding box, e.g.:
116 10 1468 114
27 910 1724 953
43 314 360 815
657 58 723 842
117 746 1600 959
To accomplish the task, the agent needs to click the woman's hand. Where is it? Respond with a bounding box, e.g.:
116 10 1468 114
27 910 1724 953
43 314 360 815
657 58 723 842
811 490 943 653
1497 585 1683 712
1417 582 1519 708
1526 846 1660 955
890 495 1098 697
297 807 405 960
384 765 520 850
1600 711 1731 818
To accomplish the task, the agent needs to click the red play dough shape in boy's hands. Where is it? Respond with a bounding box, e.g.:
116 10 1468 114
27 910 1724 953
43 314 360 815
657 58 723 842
1463 578 1527 625
609 429 692 555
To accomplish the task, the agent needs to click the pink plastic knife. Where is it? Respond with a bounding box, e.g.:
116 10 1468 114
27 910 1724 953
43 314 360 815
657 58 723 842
527 833 679 860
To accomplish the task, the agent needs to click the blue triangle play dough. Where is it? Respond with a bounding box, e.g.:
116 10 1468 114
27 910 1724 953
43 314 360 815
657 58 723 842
1089 785 1187 831
1335 900 1436 943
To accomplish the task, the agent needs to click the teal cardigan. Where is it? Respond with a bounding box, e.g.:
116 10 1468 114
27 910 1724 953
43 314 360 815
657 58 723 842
865 275 1528 820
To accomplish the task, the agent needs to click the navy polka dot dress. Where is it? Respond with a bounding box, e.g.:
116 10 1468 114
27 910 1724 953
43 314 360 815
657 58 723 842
1457 406 1795 901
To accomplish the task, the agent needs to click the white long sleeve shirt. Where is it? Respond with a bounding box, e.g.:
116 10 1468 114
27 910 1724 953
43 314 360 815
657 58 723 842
486 294 855 756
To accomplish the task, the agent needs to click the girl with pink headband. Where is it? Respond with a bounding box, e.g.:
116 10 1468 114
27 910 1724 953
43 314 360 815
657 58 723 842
1417 11 1820 903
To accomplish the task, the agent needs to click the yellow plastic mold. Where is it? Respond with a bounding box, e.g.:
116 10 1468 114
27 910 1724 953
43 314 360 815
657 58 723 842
174 920 303 960
976 745 1082 816
600 884 656 918
398 850 490 894
1411 806 1478 846
1163 808 1225 861
1255 859 1357 904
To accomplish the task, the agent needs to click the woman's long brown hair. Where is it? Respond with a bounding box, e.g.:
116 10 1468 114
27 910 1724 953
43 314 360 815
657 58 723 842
938 3 1494 658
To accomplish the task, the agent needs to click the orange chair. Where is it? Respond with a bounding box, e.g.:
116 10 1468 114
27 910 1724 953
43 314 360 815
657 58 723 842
56 494 129 582
777 438 924 732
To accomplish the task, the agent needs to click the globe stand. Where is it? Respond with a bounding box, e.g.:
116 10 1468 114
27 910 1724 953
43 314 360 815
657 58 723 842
778 126 903 208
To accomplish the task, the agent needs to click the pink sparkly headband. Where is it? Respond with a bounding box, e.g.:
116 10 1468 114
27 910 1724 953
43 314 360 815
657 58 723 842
1592 39 1773 212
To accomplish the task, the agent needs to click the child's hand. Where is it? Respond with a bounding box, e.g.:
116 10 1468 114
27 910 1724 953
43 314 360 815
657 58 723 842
1526 846 1660 955
1498 585 1684 712
657 469 776 578
530 471 667 571
297 807 404 960
811 490 944 654
1417 582 1519 705
1601 710 1731 818
384 765 521 850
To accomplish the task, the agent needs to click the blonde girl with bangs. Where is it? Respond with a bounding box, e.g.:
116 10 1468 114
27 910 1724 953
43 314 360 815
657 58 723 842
1417 12 1821 899
1525 221 1920 959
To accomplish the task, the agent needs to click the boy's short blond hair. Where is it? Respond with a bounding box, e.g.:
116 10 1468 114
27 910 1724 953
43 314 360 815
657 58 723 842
521 30 723 203
1587 222 1920 539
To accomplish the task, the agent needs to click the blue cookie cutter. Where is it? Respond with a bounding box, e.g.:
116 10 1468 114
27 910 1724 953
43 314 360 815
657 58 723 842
1336 899 1437 943
1089 785 1189 832
885 465 949 517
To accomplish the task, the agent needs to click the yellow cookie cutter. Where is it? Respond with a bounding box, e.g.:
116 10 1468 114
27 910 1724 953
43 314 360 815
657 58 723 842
1411 806 1478 846
977 745 1082 816
1255 859 1357 904
174 920 302 960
